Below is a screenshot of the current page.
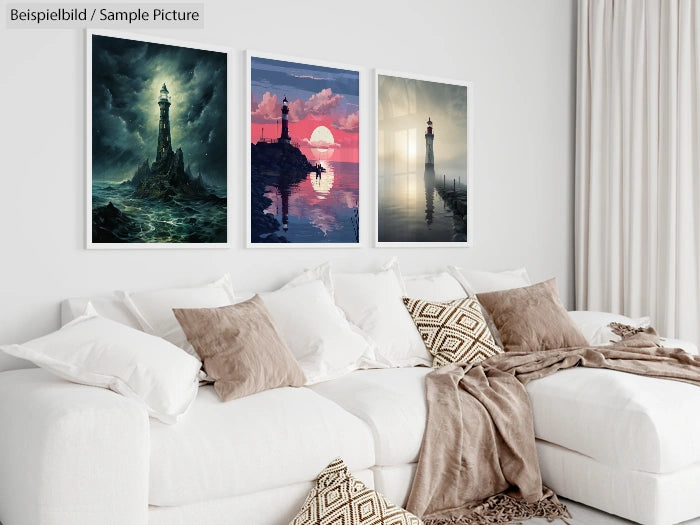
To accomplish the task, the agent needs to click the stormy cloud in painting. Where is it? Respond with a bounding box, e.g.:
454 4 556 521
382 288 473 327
90 34 227 245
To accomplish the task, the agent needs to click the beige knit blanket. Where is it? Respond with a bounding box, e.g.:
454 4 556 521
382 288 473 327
406 338 700 524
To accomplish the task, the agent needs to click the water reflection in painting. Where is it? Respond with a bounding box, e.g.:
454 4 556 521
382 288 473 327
249 56 359 245
377 74 470 244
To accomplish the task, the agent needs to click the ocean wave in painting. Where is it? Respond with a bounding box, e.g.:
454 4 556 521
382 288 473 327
92 182 226 244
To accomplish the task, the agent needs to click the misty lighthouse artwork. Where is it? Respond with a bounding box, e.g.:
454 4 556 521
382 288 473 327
248 54 360 246
87 32 228 248
376 72 472 246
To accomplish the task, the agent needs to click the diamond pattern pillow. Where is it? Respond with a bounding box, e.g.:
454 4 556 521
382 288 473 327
402 296 502 367
290 458 422 525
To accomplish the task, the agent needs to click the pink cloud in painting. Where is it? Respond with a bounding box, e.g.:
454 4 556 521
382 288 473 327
252 89 343 123
305 88 343 115
251 92 279 122
287 98 306 121
288 88 344 121
335 111 359 132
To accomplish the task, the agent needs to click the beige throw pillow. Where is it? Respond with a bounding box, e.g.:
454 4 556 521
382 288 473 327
290 458 422 525
173 295 306 402
476 278 588 353
402 296 502 367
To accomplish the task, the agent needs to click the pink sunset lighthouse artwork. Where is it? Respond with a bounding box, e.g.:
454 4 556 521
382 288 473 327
249 55 360 245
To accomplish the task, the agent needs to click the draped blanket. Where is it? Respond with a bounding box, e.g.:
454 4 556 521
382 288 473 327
406 342 700 524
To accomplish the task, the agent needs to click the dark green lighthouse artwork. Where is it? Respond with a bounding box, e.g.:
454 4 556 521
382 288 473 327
88 31 228 247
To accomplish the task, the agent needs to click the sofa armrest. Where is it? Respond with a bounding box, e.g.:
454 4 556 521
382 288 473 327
0 369 149 525
567 310 649 344
568 311 698 355
660 337 698 356
0 351 36 373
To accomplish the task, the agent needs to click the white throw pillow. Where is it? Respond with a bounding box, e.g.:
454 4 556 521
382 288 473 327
333 263 431 367
403 271 467 301
447 266 532 295
259 279 378 384
0 305 201 424
61 295 142 329
281 261 335 298
120 274 235 358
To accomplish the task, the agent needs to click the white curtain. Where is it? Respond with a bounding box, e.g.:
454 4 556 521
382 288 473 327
576 0 700 345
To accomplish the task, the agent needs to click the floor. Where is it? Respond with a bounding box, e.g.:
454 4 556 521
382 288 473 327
525 499 700 525
0 500 697 525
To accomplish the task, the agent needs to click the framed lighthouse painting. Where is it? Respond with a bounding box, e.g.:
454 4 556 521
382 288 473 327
86 30 229 249
247 51 361 247
375 70 473 247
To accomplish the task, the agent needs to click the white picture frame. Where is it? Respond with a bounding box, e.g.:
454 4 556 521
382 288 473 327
374 69 474 248
86 29 231 249
246 50 363 248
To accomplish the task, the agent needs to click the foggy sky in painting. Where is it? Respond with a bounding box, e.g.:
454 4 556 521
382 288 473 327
91 35 227 184
250 57 359 163
378 75 468 171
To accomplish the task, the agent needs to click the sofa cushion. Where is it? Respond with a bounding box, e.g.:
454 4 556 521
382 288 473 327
259 280 380 384
120 274 236 358
402 272 466 301
149 470 376 525
447 266 531 295
311 365 700 477
1 307 202 424
333 264 431 367
526 367 700 474
174 296 307 402
477 278 588 352
310 368 431 466
149 384 375 507
401 296 501 367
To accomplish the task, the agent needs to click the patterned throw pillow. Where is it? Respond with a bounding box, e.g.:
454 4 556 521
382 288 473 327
402 296 502 367
290 458 422 525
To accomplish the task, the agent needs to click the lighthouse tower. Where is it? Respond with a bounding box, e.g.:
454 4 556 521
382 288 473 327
278 96 291 144
425 117 434 166
157 83 173 161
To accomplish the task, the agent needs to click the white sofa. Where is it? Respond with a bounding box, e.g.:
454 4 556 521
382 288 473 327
0 295 698 525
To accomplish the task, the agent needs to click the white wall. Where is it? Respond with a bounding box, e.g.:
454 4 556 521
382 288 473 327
0 0 577 343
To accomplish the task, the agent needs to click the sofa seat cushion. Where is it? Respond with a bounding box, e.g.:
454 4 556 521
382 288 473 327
527 367 700 474
149 385 375 507
310 368 432 466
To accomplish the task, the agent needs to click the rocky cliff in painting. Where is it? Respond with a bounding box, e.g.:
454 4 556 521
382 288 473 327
250 141 315 243
127 158 151 188
251 141 315 178
127 147 215 201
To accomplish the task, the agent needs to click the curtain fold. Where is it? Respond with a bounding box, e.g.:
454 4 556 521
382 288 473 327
576 0 700 345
